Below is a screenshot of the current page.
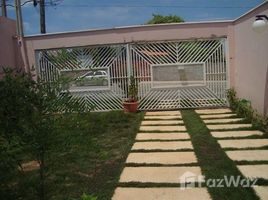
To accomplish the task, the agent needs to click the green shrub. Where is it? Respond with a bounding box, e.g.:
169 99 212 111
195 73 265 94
80 193 97 200
0 69 36 199
227 88 268 132
70 193 97 200
0 69 86 200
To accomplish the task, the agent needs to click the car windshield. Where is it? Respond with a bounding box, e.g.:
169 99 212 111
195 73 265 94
84 71 94 76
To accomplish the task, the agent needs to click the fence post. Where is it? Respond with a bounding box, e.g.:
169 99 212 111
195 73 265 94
126 44 132 77
126 44 132 99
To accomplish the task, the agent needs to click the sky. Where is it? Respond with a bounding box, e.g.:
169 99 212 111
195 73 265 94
3 0 265 35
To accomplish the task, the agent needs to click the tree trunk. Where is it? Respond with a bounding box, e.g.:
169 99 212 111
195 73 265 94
39 154 45 200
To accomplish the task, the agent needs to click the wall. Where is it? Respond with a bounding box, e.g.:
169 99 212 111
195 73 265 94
23 21 231 76
21 1 268 115
0 17 18 74
233 3 268 116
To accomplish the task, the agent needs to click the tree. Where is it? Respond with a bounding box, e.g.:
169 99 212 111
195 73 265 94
0 69 34 200
146 13 184 24
0 69 85 200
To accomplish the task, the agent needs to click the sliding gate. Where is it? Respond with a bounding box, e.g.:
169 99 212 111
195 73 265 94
36 38 228 111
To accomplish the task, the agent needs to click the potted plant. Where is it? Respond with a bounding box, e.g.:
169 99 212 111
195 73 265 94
123 75 138 113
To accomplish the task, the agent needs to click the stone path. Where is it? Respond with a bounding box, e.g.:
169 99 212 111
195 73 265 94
198 108 268 200
126 152 197 164
211 130 263 138
113 188 211 200
112 110 211 200
131 141 193 150
225 150 268 161
207 124 252 130
113 108 268 200
203 118 243 124
200 113 237 119
254 186 268 200
144 115 181 120
237 165 268 180
218 139 268 149
141 120 183 125
195 108 232 114
136 132 190 140
139 125 187 132
119 166 203 183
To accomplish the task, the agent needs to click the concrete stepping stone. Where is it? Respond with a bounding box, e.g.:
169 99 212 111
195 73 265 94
119 166 203 183
207 124 251 130
112 187 211 200
196 108 232 114
141 120 183 125
226 150 268 161
144 115 181 120
218 139 268 149
211 130 264 138
146 111 180 116
136 133 190 141
237 165 268 180
254 186 268 200
140 125 186 132
126 152 197 164
200 114 237 119
131 141 193 150
203 118 243 124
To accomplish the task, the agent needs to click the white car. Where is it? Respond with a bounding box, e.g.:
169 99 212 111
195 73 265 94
76 70 108 86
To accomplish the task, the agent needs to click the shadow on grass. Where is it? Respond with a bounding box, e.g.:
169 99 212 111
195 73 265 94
17 111 143 200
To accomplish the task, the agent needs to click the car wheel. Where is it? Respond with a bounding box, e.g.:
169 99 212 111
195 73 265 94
102 79 108 86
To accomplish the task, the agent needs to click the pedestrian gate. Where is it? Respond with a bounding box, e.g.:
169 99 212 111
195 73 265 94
36 38 228 111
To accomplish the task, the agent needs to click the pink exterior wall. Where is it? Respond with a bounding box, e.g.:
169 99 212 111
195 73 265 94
17 1 267 115
24 21 231 76
0 17 19 74
233 3 268 115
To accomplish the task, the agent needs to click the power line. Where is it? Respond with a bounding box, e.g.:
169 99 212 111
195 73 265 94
0 1 254 9
0 0 63 7
52 2 255 9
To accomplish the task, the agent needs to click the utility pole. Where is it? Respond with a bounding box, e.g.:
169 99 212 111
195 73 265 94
15 0 24 37
40 0 46 34
1 0 7 17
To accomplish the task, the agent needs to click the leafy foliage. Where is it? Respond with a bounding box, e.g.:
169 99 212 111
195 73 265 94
0 69 143 200
47 49 78 70
127 76 138 102
146 13 184 24
0 69 87 200
71 193 97 200
227 88 268 132
0 69 37 199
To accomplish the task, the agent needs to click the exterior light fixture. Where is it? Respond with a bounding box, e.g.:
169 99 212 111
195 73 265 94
252 15 268 33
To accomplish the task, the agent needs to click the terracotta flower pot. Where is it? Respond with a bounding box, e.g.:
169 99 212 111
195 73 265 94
123 101 139 113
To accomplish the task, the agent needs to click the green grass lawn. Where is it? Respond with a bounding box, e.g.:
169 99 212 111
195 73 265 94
19 111 143 200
